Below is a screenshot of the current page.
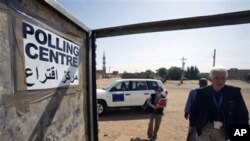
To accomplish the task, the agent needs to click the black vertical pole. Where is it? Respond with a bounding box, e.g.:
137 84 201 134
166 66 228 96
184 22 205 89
213 49 216 67
87 31 98 141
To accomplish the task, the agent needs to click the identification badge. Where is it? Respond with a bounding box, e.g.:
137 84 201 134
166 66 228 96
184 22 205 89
214 121 223 129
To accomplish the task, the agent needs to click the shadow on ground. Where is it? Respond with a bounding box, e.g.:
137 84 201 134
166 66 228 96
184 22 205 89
130 137 156 141
99 108 149 121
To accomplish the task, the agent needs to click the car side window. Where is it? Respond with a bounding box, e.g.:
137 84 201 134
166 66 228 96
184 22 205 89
146 81 158 90
110 81 130 91
131 81 147 91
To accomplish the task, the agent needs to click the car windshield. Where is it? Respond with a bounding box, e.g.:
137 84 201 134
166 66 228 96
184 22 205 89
102 81 117 90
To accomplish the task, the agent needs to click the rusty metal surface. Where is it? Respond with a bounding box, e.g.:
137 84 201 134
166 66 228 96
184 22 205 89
93 10 250 38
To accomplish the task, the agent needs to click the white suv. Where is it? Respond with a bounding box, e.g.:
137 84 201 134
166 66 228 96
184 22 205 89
96 79 167 115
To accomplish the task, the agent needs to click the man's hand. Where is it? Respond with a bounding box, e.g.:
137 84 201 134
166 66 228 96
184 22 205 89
152 104 163 109
184 113 189 119
155 104 161 109
151 105 157 109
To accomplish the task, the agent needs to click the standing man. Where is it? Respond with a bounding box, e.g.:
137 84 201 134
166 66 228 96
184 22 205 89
184 78 208 141
184 78 208 119
190 66 249 141
146 86 166 140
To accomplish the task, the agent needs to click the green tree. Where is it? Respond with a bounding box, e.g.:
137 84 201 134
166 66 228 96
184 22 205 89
194 66 200 79
145 70 155 79
168 67 182 80
185 66 200 80
185 67 191 79
156 68 168 83
190 66 195 79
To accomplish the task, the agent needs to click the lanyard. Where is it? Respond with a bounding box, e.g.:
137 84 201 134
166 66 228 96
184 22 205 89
212 92 223 121
212 92 223 110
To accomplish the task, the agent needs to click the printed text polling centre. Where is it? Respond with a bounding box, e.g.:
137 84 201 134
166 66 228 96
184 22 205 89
22 22 79 67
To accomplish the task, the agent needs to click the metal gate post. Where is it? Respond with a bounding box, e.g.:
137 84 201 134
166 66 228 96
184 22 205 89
87 31 98 141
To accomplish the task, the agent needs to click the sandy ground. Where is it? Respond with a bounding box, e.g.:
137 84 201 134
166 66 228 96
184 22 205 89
97 78 250 141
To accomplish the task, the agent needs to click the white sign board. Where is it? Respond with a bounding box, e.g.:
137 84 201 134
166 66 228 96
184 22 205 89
22 21 80 90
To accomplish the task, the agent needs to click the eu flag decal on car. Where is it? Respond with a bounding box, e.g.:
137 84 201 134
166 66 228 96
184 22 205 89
112 93 124 102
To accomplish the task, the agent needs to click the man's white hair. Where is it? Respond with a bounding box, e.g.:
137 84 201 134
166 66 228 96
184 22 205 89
209 66 228 78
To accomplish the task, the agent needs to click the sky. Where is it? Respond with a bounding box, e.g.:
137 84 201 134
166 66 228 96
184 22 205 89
57 0 250 73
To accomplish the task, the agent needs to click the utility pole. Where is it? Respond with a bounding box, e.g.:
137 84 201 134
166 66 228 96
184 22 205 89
180 57 187 84
213 49 216 67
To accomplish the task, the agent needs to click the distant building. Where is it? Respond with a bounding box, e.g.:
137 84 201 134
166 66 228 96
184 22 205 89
106 72 121 78
199 73 209 79
227 68 250 80
96 52 120 79
112 71 119 75
121 72 146 78
96 70 104 79
199 69 250 80
96 52 106 79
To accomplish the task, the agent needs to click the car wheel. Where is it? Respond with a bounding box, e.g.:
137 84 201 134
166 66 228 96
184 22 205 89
97 101 107 116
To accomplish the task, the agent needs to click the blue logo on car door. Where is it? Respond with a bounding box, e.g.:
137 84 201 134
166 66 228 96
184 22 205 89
112 93 124 102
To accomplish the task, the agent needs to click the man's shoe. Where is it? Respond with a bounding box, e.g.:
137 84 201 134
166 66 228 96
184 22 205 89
152 135 157 139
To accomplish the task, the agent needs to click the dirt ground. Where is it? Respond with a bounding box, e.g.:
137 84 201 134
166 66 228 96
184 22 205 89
97 78 250 141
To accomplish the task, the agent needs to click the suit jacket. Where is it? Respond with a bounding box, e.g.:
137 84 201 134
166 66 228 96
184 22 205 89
189 85 249 139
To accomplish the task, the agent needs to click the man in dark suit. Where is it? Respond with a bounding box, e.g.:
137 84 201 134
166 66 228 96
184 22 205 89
185 78 208 141
189 67 249 141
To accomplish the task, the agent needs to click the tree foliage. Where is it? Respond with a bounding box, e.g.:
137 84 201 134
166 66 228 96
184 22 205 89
145 70 155 79
156 68 168 83
121 66 201 81
185 66 200 80
168 67 182 80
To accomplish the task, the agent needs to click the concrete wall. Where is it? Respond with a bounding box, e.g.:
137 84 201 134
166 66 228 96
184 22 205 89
0 0 89 141
0 9 12 94
228 69 250 80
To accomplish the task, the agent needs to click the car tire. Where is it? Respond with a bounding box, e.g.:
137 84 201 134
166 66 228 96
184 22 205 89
97 100 107 116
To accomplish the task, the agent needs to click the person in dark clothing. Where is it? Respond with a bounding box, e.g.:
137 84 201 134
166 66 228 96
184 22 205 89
184 78 208 119
189 67 249 141
146 86 166 140
184 78 208 141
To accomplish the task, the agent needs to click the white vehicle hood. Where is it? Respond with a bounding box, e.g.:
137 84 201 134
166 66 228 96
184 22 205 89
96 89 107 95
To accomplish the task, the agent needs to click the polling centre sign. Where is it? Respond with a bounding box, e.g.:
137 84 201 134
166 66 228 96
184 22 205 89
22 21 80 90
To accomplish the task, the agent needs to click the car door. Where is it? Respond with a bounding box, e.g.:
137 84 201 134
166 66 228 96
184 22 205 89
108 81 131 107
129 81 150 106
